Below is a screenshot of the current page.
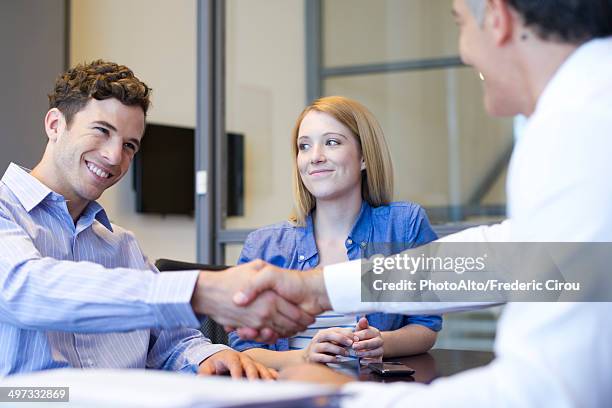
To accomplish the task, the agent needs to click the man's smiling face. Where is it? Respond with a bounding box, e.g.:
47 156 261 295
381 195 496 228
452 0 526 116
48 97 145 208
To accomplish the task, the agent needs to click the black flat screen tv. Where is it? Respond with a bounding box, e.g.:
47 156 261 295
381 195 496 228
133 124 244 216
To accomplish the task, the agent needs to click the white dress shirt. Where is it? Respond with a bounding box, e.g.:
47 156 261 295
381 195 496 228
324 37 612 407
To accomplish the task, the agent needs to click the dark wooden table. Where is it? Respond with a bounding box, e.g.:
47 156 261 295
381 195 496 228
331 348 494 384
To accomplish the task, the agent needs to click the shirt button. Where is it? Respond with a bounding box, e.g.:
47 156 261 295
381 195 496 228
298 255 305 261
346 239 353 245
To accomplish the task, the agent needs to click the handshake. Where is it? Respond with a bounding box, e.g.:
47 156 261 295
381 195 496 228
190 260 332 343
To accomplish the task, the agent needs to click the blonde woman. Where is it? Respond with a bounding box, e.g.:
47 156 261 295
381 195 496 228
229 96 441 369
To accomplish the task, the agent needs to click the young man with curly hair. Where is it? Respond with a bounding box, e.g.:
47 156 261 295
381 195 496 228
0 60 298 378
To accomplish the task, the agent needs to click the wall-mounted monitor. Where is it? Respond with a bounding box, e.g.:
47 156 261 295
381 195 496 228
133 124 244 216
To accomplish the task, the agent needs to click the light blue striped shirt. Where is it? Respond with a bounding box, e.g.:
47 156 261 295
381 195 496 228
0 163 227 377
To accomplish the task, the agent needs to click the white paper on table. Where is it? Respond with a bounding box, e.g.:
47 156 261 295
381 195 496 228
0 368 341 408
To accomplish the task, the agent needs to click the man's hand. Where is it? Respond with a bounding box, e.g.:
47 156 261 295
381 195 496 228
198 349 278 380
230 264 332 342
352 317 383 363
279 363 354 387
191 260 315 339
303 327 354 363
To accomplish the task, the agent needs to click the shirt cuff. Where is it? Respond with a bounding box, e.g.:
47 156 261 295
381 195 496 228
147 270 201 329
185 343 231 373
323 260 364 314
323 260 496 316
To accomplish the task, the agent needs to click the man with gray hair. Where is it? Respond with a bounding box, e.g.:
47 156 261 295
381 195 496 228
233 0 612 406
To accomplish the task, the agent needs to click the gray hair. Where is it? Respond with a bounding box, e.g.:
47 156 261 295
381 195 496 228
465 0 486 25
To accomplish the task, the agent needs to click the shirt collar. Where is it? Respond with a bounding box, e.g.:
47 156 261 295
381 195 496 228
296 200 374 261
1 163 54 212
1 162 113 232
535 37 612 117
81 201 114 232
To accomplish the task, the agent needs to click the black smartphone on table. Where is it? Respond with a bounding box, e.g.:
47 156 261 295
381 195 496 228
367 362 415 377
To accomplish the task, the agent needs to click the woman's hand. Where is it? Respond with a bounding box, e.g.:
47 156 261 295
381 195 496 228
303 327 354 363
352 317 384 363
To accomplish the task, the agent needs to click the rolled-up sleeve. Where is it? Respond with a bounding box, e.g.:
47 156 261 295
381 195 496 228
405 314 443 331
147 327 229 373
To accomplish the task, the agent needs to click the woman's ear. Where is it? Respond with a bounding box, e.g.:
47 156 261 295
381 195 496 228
360 158 366 171
44 108 65 142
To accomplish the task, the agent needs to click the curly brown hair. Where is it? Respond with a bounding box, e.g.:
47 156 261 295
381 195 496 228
48 59 151 126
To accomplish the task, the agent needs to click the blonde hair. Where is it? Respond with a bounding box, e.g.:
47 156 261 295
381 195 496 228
290 96 394 225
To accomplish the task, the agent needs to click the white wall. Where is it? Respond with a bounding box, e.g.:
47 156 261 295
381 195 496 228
70 0 198 262
225 0 306 231
223 0 306 262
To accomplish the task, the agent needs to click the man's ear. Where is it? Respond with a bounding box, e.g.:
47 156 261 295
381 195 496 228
486 0 514 46
44 108 66 142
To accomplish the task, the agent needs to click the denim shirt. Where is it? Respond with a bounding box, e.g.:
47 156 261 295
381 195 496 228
229 201 442 352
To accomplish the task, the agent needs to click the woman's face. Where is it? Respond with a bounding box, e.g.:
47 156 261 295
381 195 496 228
296 110 364 202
